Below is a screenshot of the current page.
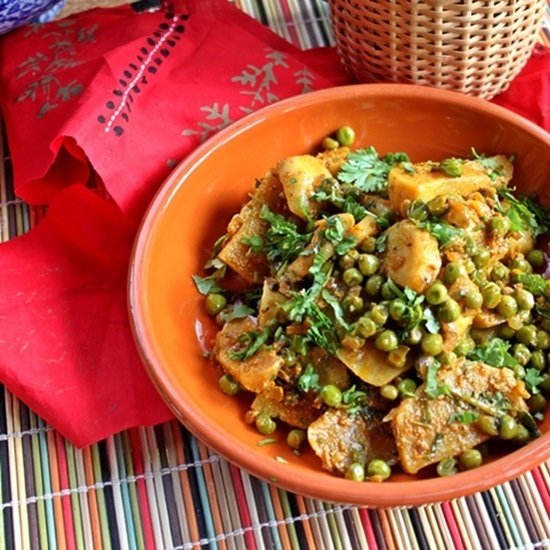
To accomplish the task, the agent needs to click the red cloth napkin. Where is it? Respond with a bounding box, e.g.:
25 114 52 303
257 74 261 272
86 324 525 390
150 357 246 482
0 0 348 446
0 0 548 447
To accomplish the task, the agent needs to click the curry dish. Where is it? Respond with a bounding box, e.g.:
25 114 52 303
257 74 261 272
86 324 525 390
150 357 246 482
193 128 549 482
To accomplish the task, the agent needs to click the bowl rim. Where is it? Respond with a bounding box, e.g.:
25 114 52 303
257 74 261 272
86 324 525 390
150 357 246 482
129 83 550 507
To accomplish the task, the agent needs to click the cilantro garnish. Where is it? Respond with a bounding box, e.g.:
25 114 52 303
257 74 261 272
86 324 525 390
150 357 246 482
413 219 463 248
424 359 450 399
524 368 544 395
515 273 548 297
241 234 264 254
467 338 518 368
336 146 409 194
341 385 367 414
449 410 479 424
260 205 312 271
297 364 320 393
471 148 507 181
228 328 271 361
323 215 357 255
220 303 255 323
192 274 224 295
496 188 550 237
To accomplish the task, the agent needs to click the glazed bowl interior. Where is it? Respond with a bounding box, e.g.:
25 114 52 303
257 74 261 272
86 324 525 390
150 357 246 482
129 84 550 507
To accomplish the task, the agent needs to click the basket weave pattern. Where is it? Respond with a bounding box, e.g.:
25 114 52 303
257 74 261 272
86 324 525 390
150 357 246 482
329 0 546 99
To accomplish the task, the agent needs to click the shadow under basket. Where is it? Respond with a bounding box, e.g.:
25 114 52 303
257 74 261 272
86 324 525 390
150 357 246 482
329 0 547 100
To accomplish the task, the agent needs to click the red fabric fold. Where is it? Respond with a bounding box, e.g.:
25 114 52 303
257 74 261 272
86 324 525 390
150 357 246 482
0 0 547 446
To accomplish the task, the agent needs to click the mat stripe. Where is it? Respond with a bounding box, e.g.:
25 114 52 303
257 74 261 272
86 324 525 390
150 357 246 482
0 1 549 549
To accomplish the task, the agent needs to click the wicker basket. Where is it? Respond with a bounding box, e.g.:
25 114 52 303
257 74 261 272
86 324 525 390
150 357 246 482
329 0 546 99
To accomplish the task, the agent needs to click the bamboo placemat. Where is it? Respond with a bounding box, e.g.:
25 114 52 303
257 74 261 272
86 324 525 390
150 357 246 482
1 1 549 549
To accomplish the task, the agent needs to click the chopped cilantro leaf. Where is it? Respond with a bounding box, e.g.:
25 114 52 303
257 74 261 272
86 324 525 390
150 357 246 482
297 364 321 393
324 215 357 255
449 410 479 424
336 146 409 194
192 274 224 295
241 234 264 253
515 273 548 297
496 188 550 237
467 338 518 368
413 219 463 247
221 303 255 322
524 368 544 395
228 328 270 361
424 359 450 399
260 205 312 270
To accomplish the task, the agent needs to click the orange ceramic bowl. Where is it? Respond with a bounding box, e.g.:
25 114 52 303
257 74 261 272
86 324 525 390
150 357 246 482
129 84 550 507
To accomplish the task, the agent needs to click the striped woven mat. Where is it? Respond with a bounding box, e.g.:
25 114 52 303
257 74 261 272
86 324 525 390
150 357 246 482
1 1 549 548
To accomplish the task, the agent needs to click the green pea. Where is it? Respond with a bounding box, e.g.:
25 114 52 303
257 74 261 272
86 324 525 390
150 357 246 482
357 315 378 338
464 259 476 274
336 126 356 147
339 250 359 270
345 463 365 482
489 216 511 234
343 295 364 314
515 288 535 310
367 459 391 481
408 200 430 222
440 158 463 177
512 343 531 366
499 415 518 440
358 254 380 276
539 373 550 394
464 289 483 309
491 262 509 282
206 293 227 316
365 274 385 297
397 378 417 397
473 249 490 268
528 394 547 415
320 384 343 407
322 137 339 150
444 262 467 284
406 327 424 345
380 384 399 400
218 374 240 396
421 333 444 356
375 330 399 352
498 324 516 340
370 304 389 325
436 457 458 477
470 327 491 344
513 425 531 445
381 281 397 300
477 414 499 436
389 299 407 321
438 299 461 322
428 196 448 217
510 258 532 273
496 295 518 318
454 336 475 357
471 269 488 287
482 283 502 309
255 413 276 435
360 236 376 253
286 429 307 450
529 350 546 371
437 351 457 365
343 267 363 286
426 281 449 305
517 325 538 347
536 330 550 350
459 449 483 470
526 249 545 268
510 363 526 380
